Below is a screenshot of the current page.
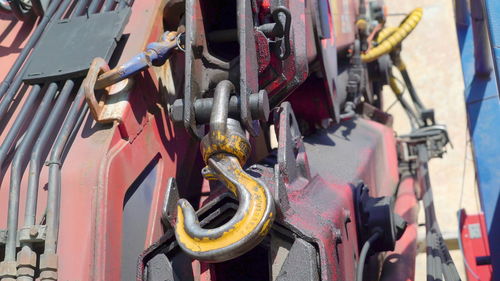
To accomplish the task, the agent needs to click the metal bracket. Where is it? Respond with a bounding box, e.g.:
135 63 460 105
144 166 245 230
397 125 450 163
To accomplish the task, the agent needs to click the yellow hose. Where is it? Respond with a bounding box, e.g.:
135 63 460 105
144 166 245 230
361 7 423 63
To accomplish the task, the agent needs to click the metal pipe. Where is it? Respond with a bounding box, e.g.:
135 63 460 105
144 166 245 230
4 82 57 264
380 176 418 281
1 84 42 261
24 80 74 231
102 0 115 11
52 0 76 20
0 69 29 124
0 0 62 99
72 0 91 16
44 86 87 255
0 84 54 172
88 0 103 14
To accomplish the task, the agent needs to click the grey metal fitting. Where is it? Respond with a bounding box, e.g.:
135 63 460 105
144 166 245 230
19 225 46 244
39 253 58 281
0 260 18 280
169 90 270 124
17 247 36 279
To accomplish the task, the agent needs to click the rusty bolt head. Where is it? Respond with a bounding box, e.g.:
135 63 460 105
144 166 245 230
169 99 184 123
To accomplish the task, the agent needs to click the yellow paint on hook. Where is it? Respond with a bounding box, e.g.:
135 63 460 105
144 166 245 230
175 155 271 253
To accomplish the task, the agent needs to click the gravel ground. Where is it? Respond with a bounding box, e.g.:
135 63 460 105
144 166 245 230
381 0 481 280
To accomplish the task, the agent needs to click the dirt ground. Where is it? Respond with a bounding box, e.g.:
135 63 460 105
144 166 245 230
382 0 482 280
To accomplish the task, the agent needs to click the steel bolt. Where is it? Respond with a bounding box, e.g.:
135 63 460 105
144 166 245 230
169 99 184 123
169 90 270 124
334 228 342 243
343 209 352 224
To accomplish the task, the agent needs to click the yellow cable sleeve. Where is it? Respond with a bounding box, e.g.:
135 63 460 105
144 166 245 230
376 27 398 44
362 7 423 63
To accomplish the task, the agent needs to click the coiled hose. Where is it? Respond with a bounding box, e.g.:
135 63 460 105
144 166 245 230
361 8 423 63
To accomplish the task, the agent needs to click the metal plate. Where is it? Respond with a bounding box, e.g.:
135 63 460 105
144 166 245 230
23 8 131 84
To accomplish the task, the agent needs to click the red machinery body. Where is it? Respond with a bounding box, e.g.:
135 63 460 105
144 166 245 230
0 0 421 280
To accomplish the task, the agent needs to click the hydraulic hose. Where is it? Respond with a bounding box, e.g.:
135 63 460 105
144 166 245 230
39 87 87 281
44 83 77 255
361 8 423 63
356 231 381 281
1 84 43 262
0 84 54 169
24 80 74 231
4 82 55 267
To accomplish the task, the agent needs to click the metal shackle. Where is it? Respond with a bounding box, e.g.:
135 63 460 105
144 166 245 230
174 80 275 262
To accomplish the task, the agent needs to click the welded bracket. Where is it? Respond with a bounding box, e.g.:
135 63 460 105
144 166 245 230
273 102 311 214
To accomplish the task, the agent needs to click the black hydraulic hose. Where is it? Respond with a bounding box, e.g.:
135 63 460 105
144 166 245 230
0 0 62 99
439 235 462 281
3 83 56 262
0 84 52 170
399 69 425 112
0 84 42 260
397 95 421 129
356 231 381 281
419 145 461 281
24 80 74 231
44 85 87 254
